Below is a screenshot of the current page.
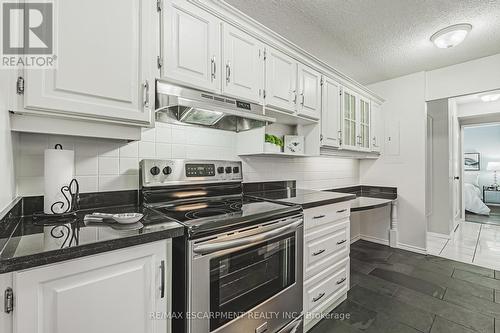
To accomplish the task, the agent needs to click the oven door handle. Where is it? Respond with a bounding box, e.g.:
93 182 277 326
193 219 302 255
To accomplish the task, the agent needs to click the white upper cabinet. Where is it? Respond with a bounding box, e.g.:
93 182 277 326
22 0 154 126
222 24 264 103
297 64 321 120
264 47 298 113
163 0 221 93
358 96 371 151
12 242 168 333
321 77 341 148
341 88 358 150
371 101 382 152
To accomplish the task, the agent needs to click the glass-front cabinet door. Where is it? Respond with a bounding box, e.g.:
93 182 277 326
358 97 371 150
342 89 357 150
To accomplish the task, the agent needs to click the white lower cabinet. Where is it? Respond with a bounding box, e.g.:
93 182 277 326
2 240 170 333
303 203 351 332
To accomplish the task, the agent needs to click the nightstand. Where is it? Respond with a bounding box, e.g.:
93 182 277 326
483 186 500 204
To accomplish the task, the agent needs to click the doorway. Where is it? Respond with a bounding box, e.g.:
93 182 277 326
426 90 500 270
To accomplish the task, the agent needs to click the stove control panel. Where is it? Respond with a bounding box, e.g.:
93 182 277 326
140 159 242 186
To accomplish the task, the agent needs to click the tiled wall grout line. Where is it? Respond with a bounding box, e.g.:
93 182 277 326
438 238 449 256
472 224 483 262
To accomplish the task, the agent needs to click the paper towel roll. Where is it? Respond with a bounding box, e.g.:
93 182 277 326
44 148 75 214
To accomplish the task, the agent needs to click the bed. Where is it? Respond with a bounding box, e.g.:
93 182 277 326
464 173 490 215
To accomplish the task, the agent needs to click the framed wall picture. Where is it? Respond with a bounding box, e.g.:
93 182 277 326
464 153 480 171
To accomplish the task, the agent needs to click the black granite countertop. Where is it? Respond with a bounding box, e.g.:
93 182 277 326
0 199 184 274
244 182 397 211
246 188 356 209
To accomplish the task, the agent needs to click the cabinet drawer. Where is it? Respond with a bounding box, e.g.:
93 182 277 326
304 222 349 278
304 258 349 314
304 202 350 230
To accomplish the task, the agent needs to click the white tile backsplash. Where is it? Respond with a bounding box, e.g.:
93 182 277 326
15 123 360 195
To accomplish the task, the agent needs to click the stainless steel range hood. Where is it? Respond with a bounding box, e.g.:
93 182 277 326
155 81 274 132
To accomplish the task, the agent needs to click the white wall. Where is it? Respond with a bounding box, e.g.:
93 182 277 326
15 125 359 196
426 99 452 235
0 74 17 212
360 72 427 252
426 53 500 101
458 99 500 118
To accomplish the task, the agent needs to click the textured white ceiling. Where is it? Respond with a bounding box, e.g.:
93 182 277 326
226 0 500 84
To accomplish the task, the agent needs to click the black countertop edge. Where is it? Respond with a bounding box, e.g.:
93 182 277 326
0 227 184 274
299 193 357 209
329 185 398 200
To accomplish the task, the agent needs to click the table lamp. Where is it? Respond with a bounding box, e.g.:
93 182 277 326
487 162 500 188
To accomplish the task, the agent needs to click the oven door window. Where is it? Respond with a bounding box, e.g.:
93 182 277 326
209 233 296 331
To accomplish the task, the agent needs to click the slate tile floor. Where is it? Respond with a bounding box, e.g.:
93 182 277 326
310 240 500 333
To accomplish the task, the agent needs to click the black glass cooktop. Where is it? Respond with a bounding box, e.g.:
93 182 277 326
149 195 301 238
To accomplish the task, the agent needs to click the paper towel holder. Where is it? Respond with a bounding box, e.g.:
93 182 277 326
33 178 81 225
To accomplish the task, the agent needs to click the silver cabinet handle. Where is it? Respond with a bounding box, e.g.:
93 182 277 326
226 62 231 84
336 209 347 213
211 56 216 81
313 214 326 219
336 277 346 285
160 260 165 298
336 239 347 245
312 249 326 256
301 92 305 105
313 292 325 302
143 80 150 108
291 90 297 104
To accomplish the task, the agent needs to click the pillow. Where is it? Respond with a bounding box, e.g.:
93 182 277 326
463 172 480 187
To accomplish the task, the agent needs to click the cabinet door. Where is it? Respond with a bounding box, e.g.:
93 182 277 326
222 24 264 103
341 88 358 150
358 96 371 151
163 0 221 92
23 0 154 125
264 47 297 113
297 64 321 119
321 77 341 148
371 101 382 152
13 242 167 333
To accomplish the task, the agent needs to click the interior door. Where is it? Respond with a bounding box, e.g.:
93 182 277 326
297 64 321 120
163 0 221 92
13 242 167 333
222 24 264 103
321 76 341 148
341 88 358 150
23 0 154 125
264 47 297 113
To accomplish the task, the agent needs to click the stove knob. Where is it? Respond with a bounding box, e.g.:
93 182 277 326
162 166 172 175
217 167 224 174
225 167 232 173
232 166 240 174
150 166 161 176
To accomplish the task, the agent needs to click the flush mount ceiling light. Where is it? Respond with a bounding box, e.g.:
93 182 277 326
479 92 500 102
430 23 472 48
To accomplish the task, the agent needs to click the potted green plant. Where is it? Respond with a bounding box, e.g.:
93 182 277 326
264 134 283 153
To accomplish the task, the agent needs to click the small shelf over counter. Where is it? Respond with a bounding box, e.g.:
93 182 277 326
238 151 309 157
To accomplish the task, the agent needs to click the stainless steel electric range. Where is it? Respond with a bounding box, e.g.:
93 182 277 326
139 159 304 333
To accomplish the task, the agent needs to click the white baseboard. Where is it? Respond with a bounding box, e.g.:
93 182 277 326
397 242 427 254
427 231 452 240
350 235 361 244
359 234 389 246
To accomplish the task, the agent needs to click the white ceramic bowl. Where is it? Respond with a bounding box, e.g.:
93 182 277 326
112 213 144 224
